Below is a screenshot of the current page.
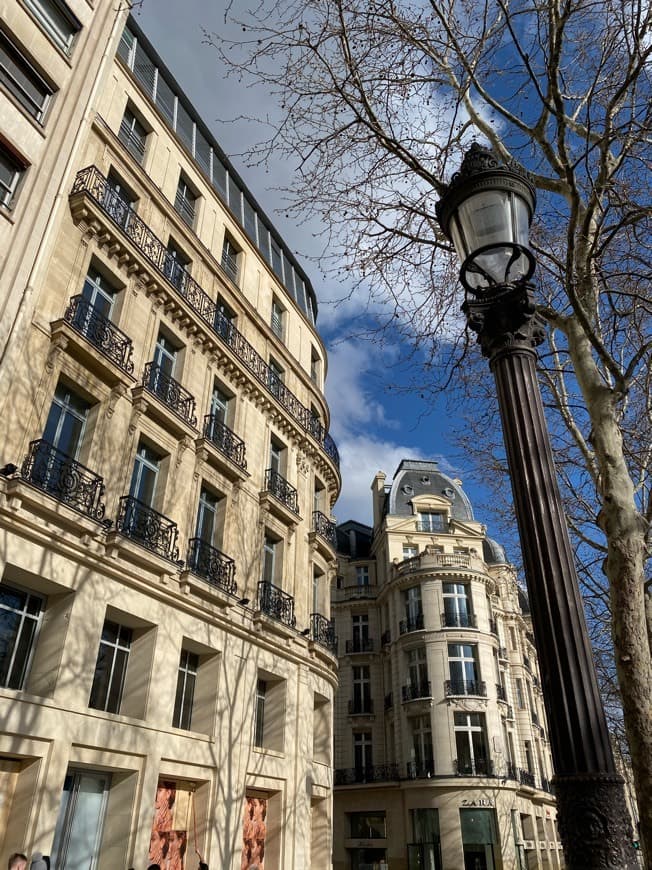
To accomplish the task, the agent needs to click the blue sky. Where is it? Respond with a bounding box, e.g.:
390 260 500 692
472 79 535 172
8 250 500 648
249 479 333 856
135 1 498 531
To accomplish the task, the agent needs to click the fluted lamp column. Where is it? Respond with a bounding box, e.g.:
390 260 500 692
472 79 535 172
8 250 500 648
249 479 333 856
435 144 636 870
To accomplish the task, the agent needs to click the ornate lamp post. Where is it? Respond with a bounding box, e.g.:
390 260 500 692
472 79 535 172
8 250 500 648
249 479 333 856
436 144 636 870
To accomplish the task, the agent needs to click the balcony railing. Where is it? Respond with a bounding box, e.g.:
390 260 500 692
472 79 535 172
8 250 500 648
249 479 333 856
454 758 494 777
346 638 374 654
70 167 340 468
310 612 337 653
334 583 378 601
519 768 537 788
407 761 435 779
381 629 391 646
441 611 478 629
264 468 299 514
116 496 179 561
143 362 197 427
202 415 247 469
445 679 487 697
186 537 237 595
118 119 145 162
257 580 296 628
496 683 508 702
348 699 374 715
334 765 399 785
384 692 393 710
312 510 337 548
64 295 134 374
541 776 554 794
402 682 431 702
21 440 106 521
399 613 424 634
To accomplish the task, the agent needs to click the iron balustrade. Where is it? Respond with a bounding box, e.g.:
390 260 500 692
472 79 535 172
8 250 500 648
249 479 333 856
70 168 340 467
407 761 435 779
381 629 391 646
203 414 247 469
348 699 374 715
496 683 508 702
312 510 337 547
519 768 537 788
345 637 374 654
334 765 399 785
143 362 197 427
441 611 478 628
186 537 237 595
117 495 179 561
399 613 424 634
257 580 296 627
21 440 106 520
310 612 337 653
264 468 299 514
64 295 134 374
445 679 487 697
541 777 554 794
455 758 494 777
384 692 393 710
402 681 431 702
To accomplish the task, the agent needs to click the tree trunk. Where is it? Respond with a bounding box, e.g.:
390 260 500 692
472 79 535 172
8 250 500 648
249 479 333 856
566 317 652 862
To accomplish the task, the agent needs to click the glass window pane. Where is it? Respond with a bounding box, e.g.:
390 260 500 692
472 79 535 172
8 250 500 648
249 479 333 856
176 102 194 151
195 132 211 178
134 41 156 98
228 176 242 222
24 0 79 54
155 74 176 125
213 157 227 199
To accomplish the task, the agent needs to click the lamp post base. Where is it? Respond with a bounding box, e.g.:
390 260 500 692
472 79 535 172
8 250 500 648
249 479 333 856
554 773 638 869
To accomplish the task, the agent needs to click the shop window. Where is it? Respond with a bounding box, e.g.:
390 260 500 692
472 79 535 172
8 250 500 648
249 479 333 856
51 769 110 869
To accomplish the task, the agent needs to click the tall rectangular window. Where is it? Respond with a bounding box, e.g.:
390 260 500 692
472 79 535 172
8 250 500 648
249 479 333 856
51 770 110 870
353 732 372 778
352 665 371 713
23 0 80 55
254 678 266 747
172 648 198 730
268 358 284 399
221 234 240 283
0 32 53 122
352 614 369 652
407 647 429 693
119 106 148 163
411 715 434 776
355 566 369 587
262 535 278 584
448 643 481 694
43 383 90 460
271 299 284 340
174 175 197 227
88 620 132 714
516 678 525 709
454 712 490 776
129 443 160 508
0 584 43 689
0 144 27 210
443 582 473 627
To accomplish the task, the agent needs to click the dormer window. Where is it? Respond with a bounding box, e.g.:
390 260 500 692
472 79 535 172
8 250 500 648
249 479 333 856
418 511 447 532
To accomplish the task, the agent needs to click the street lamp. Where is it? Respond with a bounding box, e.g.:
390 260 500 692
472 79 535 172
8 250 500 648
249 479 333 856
436 143 636 870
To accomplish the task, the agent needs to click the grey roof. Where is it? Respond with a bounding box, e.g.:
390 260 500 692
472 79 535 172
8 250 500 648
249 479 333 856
387 459 474 521
483 537 508 565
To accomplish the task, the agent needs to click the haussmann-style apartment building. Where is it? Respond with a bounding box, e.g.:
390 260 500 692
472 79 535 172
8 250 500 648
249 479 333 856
332 461 562 870
0 4 340 868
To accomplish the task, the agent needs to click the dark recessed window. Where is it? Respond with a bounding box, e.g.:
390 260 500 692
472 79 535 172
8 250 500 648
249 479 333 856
0 144 27 210
23 0 80 55
0 31 53 122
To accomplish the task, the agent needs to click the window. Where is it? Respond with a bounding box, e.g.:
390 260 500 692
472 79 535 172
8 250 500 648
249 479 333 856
128 443 161 512
353 732 373 779
410 715 434 777
509 626 518 650
172 648 198 730
352 665 371 713
407 647 429 693
448 643 482 695
23 0 80 55
271 298 284 340
268 358 283 399
418 510 446 532
442 582 473 627
88 619 132 713
261 535 279 585
254 678 266 747
163 239 190 291
408 809 440 869
51 770 110 870
210 383 230 426
43 383 90 459
195 487 220 546
269 437 284 477
352 614 369 652
0 144 26 210
310 347 321 385
221 233 240 283
174 174 197 226
516 677 525 709
102 171 136 231
313 693 330 764
73 268 119 343
0 583 43 689
355 566 369 587
0 31 53 122
524 740 535 774
454 712 490 775
148 332 179 405
253 672 285 751
402 586 423 632
119 106 148 163
349 812 386 839
403 544 418 560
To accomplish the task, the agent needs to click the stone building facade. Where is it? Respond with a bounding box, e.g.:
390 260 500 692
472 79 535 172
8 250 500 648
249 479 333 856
333 461 562 870
0 6 339 868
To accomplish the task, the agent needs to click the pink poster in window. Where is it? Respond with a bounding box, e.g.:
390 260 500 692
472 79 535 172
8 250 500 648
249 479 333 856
149 780 190 870
241 795 267 870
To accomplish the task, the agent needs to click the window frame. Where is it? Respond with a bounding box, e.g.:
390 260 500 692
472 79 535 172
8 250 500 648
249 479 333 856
0 143 27 210
174 173 198 227
88 619 133 714
0 582 44 689
0 30 53 123
172 647 199 730
22 0 81 56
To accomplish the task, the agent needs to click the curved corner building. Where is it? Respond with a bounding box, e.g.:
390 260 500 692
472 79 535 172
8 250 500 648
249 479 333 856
0 5 340 868
332 460 562 870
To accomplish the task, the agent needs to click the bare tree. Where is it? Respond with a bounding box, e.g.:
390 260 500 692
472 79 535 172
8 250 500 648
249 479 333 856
211 0 652 856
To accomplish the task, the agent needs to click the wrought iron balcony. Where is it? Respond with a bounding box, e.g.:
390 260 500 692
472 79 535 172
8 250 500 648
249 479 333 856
310 612 337 653
496 683 508 702
441 611 478 628
399 613 424 634
402 681 431 702
541 776 554 794
202 414 247 469
454 758 494 777
143 362 197 428
345 637 374 654
348 699 374 715
381 629 391 646
312 510 337 548
21 440 106 520
407 761 435 779
70 167 340 467
257 580 296 627
116 495 179 561
334 764 399 786
64 295 134 374
186 537 237 595
445 679 487 697
519 768 537 788
264 468 299 514
384 692 393 710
